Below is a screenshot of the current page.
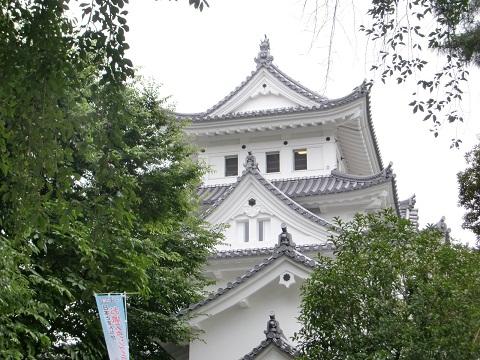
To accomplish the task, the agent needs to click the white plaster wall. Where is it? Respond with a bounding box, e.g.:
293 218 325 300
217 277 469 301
316 208 358 225
200 132 337 185
233 93 298 113
218 213 323 251
189 279 303 360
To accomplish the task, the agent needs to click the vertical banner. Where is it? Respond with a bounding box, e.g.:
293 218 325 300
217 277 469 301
95 293 129 360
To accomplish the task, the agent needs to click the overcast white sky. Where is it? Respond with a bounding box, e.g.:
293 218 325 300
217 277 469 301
125 0 480 245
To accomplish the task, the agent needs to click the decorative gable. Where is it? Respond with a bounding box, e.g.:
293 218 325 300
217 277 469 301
177 36 326 120
209 67 316 116
204 153 335 250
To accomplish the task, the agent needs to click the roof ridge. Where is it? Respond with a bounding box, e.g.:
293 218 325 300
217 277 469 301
199 183 233 189
271 173 337 183
211 242 334 259
267 64 326 103
178 85 367 121
330 166 393 181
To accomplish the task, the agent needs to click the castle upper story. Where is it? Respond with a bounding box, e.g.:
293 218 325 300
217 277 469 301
177 36 383 186
197 129 341 185
174 37 413 252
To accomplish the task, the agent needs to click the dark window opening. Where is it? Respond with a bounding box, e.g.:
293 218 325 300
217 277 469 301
294 149 307 171
258 220 264 242
266 152 280 173
243 221 249 242
225 155 238 176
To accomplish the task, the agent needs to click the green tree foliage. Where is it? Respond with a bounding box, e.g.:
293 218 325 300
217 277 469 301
297 211 480 359
361 0 480 147
0 1 220 358
458 144 480 247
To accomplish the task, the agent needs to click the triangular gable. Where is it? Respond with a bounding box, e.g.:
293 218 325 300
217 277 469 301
208 66 319 117
203 153 336 246
180 238 316 321
177 37 326 119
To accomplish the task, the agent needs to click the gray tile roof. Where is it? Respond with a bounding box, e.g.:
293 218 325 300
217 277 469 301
211 243 334 260
199 166 395 205
240 314 298 359
179 240 317 315
240 337 298 359
177 84 363 122
201 153 336 230
200 160 403 221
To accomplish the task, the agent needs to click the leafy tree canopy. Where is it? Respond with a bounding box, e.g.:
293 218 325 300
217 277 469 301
297 210 480 360
0 0 220 358
458 143 480 247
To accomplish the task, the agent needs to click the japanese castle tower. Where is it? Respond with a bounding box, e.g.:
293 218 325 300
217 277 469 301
169 37 418 360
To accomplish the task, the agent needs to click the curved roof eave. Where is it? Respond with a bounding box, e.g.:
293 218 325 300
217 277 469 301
199 163 401 218
179 242 317 316
211 243 334 260
365 88 384 171
176 81 367 122
199 165 394 205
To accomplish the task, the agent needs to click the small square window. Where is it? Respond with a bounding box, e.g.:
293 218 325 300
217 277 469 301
294 149 307 171
225 155 238 176
266 152 280 173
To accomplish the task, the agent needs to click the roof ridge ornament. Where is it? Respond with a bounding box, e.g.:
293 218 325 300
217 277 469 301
254 35 274 68
406 194 416 208
244 151 259 171
278 223 295 247
435 216 451 244
264 313 284 340
383 161 394 178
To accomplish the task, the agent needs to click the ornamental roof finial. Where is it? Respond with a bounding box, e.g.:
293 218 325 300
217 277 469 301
383 161 394 178
435 216 451 244
264 313 284 339
244 151 259 171
278 223 294 247
254 35 274 68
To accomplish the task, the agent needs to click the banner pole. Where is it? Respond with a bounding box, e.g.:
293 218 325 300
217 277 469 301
124 292 128 344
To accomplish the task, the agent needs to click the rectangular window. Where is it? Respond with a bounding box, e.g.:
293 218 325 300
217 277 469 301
225 155 238 176
243 221 249 242
237 220 249 242
258 219 270 242
266 152 280 173
294 149 307 171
